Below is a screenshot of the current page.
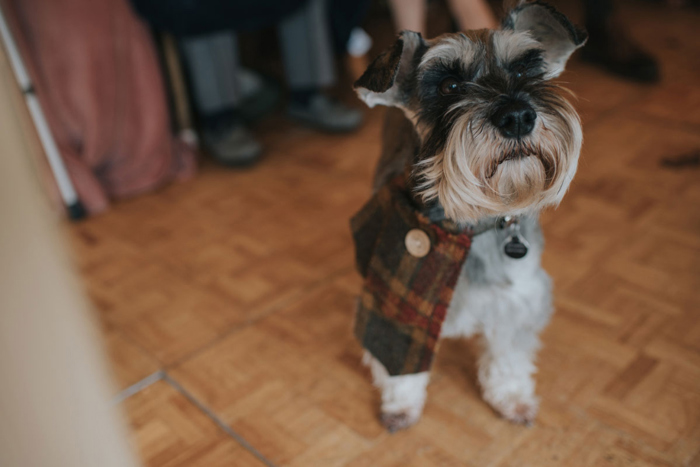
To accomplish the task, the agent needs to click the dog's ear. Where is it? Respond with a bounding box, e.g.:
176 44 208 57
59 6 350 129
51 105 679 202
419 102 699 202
503 1 587 78
354 31 425 108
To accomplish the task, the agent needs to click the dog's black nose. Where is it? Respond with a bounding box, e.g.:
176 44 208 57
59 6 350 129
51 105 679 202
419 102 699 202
491 101 536 139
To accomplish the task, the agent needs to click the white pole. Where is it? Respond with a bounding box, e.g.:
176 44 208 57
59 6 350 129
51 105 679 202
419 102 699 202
0 4 85 219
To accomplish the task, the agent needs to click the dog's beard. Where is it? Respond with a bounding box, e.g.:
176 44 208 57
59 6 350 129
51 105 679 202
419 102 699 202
415 94 582 223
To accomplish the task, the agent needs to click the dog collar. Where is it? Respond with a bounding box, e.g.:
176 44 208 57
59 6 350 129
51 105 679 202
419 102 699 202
422 201 529 259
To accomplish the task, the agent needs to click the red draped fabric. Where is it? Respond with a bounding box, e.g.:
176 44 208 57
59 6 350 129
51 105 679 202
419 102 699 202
4 0 197 215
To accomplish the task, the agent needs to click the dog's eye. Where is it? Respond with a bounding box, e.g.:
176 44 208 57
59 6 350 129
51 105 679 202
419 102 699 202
513 64 528 79
439 77 461 96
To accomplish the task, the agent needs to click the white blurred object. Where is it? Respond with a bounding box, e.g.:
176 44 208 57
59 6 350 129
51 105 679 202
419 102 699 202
179 128 199 148
347 27 373 57
0 25 139 466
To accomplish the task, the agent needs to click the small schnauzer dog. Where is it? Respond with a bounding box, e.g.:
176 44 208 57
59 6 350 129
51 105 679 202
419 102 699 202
352 2 586 431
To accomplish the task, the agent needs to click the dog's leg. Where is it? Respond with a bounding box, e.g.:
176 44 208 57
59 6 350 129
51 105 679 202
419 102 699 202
454 240 552 425
363 351 430 432
478 325 543 425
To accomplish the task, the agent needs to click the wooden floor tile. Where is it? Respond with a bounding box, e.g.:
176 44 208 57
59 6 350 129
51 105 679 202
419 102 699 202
123 380 266 467
102 327 160 392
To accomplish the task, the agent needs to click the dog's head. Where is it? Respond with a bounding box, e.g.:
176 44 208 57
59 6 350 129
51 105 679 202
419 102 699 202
355 2 587 222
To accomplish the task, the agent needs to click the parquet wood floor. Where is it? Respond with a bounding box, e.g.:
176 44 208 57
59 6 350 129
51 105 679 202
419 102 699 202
68 2 700 465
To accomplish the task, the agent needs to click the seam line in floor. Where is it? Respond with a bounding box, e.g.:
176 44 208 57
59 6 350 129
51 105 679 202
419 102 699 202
112 370 165 405
162 372 278 467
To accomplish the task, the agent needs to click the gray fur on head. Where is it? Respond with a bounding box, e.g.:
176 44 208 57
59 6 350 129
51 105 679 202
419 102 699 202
354 1 586 223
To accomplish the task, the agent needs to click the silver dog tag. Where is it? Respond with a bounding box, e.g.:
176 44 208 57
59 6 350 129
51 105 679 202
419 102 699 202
500 217 529 259
503 235 529 259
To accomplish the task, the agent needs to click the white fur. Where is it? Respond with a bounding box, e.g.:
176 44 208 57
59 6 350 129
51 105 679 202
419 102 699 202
363 351 430 431
445 230 552 424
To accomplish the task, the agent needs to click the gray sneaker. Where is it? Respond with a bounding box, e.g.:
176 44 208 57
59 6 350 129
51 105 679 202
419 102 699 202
202 123 262 167
287 94 363 133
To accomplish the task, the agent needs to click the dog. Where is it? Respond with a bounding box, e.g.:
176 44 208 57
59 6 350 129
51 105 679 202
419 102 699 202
351 1 586 432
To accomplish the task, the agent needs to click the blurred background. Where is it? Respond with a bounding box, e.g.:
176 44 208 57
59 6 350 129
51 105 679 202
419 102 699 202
0 0 699 466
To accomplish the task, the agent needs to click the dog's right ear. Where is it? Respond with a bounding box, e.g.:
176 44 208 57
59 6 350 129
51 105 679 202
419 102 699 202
502 1 587 78
354 31 425 108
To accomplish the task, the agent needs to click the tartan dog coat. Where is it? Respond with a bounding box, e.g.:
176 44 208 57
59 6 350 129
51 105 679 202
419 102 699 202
351 178 473 376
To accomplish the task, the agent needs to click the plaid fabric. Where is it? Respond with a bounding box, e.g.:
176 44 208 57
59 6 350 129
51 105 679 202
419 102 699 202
351 179 472 376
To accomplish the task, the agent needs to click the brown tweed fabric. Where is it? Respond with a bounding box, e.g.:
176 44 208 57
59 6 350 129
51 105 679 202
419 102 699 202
351 179 473 376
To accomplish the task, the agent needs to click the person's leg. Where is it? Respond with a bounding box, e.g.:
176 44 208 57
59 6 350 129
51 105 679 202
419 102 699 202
278 0 335 92
278 0 362 132
180 32 262 165
581 0 659 83
387 0 427 34
446 0 497 31
180 32 242 121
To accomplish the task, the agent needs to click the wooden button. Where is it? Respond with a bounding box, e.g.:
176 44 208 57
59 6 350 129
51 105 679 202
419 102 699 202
405 229 431 258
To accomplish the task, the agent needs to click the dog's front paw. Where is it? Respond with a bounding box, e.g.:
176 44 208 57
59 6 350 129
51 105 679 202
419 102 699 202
380 409 421 433
486 393 539 425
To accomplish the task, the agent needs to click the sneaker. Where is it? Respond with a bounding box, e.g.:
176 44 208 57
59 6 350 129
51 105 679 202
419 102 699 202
287 94 363 132
202 123 262 167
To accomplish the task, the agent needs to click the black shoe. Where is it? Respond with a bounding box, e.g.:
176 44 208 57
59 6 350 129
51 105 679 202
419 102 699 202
287 94 363 133
202 122 262 168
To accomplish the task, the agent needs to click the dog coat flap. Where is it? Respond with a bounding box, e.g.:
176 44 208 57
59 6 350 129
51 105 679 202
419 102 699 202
351 181 472 376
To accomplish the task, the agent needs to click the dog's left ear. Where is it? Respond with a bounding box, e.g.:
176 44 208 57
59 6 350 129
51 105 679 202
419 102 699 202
354 31 426 108
503 1 587 78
